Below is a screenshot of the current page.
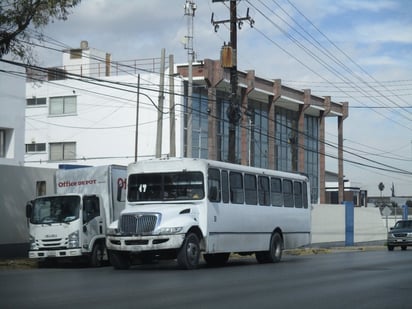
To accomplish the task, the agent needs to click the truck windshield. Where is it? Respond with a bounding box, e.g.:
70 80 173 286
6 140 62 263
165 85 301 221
128 172 204 202
30 196 80 224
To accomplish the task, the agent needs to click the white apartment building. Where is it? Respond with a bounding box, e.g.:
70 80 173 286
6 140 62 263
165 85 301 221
0 59 26 165
25 42 184 168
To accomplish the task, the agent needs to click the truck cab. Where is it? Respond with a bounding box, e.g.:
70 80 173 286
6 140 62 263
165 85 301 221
26 194 107 266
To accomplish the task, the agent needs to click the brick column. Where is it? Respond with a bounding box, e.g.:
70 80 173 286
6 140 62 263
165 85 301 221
204 59 223 161
268 79 281 170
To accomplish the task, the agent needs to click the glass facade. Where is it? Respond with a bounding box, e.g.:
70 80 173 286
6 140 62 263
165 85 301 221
249 99 269 169
185 84 319 204
275 107 299 172
184 85 209 159
305 115 319 203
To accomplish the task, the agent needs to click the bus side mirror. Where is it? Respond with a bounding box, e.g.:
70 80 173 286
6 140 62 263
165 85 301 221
26 202 33 219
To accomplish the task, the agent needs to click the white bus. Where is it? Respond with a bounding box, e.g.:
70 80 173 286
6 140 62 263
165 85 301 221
106 158 311 269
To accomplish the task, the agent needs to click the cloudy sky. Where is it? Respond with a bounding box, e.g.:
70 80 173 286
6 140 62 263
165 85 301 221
31 0 412 197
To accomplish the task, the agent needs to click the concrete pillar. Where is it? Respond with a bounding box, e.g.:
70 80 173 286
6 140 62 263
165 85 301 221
298 89 311 172
338 102 348 203
204 59 224 161
207 87 218 161
319 96 331 204
240 87 248 166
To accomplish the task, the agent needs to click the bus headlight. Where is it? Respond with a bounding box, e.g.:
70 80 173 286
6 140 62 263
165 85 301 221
157 227 183 235
68 231 79 248
29 235 38 250
107 221 119 235
107 227 119 235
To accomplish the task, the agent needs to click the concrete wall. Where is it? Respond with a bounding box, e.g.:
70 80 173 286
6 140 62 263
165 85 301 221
0 165 55 257
312 204 388 245
0 60 26 165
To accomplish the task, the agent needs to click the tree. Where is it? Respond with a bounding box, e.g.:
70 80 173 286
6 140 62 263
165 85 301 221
0 0 81 62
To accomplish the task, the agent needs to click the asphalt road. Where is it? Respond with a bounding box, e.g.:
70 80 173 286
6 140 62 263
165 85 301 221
1 248 411 309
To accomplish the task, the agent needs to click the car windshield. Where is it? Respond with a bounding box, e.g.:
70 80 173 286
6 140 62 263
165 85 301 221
394 221 412 229
30 196 80 224
127 171 204 202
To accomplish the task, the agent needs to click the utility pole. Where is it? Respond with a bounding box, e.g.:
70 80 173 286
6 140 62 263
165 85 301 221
169 54 176 157
212 0 254 163
134 74 140 162
156 48 166 158
184 0 196 158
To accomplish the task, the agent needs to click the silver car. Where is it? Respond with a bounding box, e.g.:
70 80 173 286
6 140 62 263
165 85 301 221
387 220 412 251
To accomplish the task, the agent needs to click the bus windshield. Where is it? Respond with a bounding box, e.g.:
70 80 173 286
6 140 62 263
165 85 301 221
128 172 204 202
30 196 80 224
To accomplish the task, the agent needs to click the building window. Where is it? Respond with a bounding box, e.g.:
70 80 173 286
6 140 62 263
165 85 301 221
0 129 5 158
36 181 47 196
27 97 46 106
49 142 76 161
26 143 46 153
49 96 76 115
70 49 82 59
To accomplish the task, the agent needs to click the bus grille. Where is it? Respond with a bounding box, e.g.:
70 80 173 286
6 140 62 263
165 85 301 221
120 214 158 235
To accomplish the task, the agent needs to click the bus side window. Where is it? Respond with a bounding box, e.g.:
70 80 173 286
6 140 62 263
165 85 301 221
244 174 257 205
230 171 244 204
258 176 270 206
222 170 229 203
302 182 308 208
283 179 294 207
271 177 283 207
294 181 303 208
208 168 221 202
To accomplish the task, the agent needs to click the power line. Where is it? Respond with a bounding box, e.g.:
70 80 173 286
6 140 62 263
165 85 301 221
246 0 412 130
3 54 410 177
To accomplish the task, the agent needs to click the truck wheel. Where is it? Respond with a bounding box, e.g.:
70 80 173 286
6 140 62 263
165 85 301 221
108 250 131 270
177 233 200 270
203 253 230 267
401 246 407 251
387 245 394 251
90 242 107 267
256 232 283 263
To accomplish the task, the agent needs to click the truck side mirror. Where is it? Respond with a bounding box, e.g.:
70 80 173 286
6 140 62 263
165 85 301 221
26 202 33 219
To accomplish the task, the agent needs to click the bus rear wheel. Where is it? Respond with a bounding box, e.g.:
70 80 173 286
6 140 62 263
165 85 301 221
177 233 200 270
256 232 283 264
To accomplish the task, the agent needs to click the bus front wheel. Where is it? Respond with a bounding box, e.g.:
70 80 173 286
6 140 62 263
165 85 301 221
177 233 200 270
256 232 283 264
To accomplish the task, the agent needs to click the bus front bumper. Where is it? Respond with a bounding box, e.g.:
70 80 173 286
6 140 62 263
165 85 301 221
106 234 186 252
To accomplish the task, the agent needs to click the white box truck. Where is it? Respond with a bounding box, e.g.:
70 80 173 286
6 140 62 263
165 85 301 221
26 165 126 266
